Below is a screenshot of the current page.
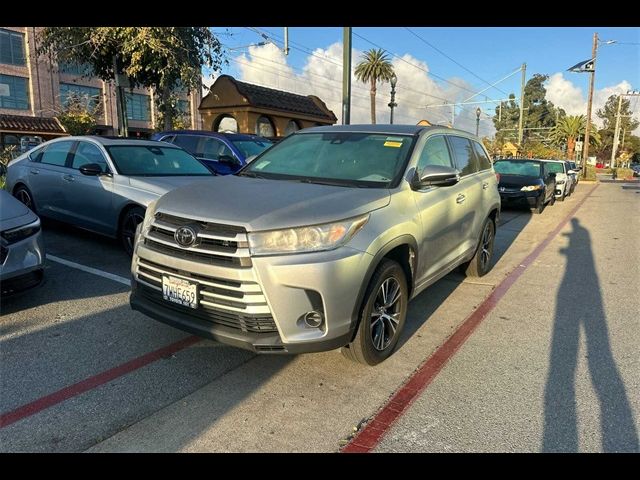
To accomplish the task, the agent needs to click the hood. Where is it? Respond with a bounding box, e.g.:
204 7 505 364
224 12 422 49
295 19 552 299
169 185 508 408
0 190 38 231
154 175 391 231
127 176 214 196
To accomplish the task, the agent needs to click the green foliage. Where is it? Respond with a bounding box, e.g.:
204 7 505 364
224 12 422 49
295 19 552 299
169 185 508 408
0 145 16 190
154 92 191 131
550 115 601 160
584 164 597 181
595 95 640 161
56 92 99 135
521 140 564 159
37 27 225 130
355 49 395 124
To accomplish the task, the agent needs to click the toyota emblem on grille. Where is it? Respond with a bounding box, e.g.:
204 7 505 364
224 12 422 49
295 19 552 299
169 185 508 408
499 187 506 192
174 226 197 247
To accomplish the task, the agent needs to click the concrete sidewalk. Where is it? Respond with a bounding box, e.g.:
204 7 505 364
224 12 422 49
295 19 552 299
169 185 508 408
374 182 640 452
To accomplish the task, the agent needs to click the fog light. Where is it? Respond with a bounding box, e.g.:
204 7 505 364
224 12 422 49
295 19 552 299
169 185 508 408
304 311 324 328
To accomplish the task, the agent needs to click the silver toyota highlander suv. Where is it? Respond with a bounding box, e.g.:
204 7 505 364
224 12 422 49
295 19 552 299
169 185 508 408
130 125 500 365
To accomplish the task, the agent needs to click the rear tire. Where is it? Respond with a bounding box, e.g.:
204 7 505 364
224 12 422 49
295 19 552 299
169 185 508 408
341 259 408 366
463 217 495 277
120 206 145 256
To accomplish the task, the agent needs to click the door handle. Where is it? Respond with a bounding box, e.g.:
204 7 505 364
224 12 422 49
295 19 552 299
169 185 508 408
62 174 75 182
456 194 466 204
482 182 489 190
30 169 39 175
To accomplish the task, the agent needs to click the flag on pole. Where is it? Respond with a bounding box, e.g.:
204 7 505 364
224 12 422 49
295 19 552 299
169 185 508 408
567 58 595 73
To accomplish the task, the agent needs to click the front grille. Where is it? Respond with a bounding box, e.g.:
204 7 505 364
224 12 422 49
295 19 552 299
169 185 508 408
135 258 277 333
143 212 251 268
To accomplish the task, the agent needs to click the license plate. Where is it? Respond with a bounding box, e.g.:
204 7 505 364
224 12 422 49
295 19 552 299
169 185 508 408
162 275 198 309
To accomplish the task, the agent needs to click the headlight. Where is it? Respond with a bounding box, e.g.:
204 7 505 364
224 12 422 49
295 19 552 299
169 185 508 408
1 218 41 245
520 185 543 191
556 180 565 185
141 200 158 236
248 214 369 256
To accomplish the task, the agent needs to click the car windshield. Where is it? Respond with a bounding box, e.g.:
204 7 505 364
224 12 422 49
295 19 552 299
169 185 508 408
230 138 273 158
545 162 565 174
239 132 414 188
494 160 541 177
106 145 212 176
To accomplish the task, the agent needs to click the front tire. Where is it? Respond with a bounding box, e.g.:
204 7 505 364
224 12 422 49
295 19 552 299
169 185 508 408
342 259 408 366
463 217 496 277
533 195 545 214
120 206 145 256
14 185 37 214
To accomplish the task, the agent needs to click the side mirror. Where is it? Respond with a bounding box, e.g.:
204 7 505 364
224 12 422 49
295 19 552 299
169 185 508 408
411 165 460 190
219 154 239 165
79 163 104 176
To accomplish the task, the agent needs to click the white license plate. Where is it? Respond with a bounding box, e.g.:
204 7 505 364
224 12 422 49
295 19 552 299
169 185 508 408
162 275 198 309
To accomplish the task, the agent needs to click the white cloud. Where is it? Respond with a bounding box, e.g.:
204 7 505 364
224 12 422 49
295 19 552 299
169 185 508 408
230 42 496 137
545 73 639 133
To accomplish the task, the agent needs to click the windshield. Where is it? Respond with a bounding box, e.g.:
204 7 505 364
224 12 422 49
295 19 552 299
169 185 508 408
230 138 273 158
240 132 414 188
106 145 212 176
494 160 541 177
545 162 565 174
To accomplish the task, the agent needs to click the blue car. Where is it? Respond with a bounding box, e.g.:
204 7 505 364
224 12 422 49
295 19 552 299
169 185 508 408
152 130 273 175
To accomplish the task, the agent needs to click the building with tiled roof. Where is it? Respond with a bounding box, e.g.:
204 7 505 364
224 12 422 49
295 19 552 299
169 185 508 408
199 75 337 138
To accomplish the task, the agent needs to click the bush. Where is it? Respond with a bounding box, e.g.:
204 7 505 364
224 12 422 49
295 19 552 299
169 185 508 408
582 165 597 181
612 167 634 180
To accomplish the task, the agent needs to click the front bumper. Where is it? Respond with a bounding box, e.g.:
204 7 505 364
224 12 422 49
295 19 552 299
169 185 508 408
130 236 373 354
0 229 46 296
499 190 542 208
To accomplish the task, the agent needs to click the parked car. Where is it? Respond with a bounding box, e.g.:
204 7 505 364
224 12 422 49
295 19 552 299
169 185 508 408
540 159 574 201
0 189 45 296
493 159 556 214
568 161 580 185
130 125 500 365
152 130 273 175
6 136 214 255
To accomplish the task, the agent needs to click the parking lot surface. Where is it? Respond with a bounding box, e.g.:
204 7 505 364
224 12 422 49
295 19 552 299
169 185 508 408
1 181 638 452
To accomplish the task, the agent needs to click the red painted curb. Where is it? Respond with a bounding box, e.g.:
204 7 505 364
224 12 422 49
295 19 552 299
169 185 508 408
0 335 202 428
342 184 599 453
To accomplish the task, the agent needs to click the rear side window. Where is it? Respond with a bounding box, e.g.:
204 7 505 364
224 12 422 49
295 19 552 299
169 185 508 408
172 135 200 156
416 135 453 175
39 141 74 167
447 136 478 176
472 141 492 171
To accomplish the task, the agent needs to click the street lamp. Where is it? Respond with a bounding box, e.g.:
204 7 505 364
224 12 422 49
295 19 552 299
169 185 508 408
388 73 398 124
475 107 481 136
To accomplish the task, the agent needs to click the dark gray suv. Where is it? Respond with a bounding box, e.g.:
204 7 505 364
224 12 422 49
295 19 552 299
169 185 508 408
130 125 500 365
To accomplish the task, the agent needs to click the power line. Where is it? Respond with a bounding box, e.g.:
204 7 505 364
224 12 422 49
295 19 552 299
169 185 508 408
403 27 510 97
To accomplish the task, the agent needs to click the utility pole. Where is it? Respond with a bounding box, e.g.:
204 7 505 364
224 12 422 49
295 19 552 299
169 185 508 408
611 94 623 168
342 27 351 125
283 27 289 56
451 103 455 127
582 32 598 177
517 63 526 146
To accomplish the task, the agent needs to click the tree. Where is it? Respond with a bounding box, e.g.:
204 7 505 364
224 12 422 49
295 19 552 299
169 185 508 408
550 115 601 160
37 28 224 131
594 94 640 161
355 49 395 124
56 91 100 136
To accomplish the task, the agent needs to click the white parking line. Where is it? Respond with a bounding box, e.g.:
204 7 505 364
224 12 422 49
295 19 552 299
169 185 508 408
46 255 131 286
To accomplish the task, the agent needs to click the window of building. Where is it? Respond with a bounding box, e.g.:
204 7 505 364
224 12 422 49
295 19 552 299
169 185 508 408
60 83 102 112
177 99 190 116
284 120 300 136
256 116 275 137
416 135 453 175
1 134 19 150
0 74 29 110
125 93 151 121
0 29 25 66
447 136 479 176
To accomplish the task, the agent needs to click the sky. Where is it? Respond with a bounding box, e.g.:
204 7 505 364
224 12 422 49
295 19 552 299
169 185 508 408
204 27 640 137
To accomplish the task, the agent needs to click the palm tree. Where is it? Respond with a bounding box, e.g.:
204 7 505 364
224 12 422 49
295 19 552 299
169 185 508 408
354 49 395 124
551 115 601 159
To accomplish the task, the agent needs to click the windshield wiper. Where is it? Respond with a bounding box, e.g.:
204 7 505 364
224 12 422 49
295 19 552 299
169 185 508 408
236 171 266 178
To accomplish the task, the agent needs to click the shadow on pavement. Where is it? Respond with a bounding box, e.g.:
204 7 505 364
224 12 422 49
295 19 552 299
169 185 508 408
543 218 639 452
